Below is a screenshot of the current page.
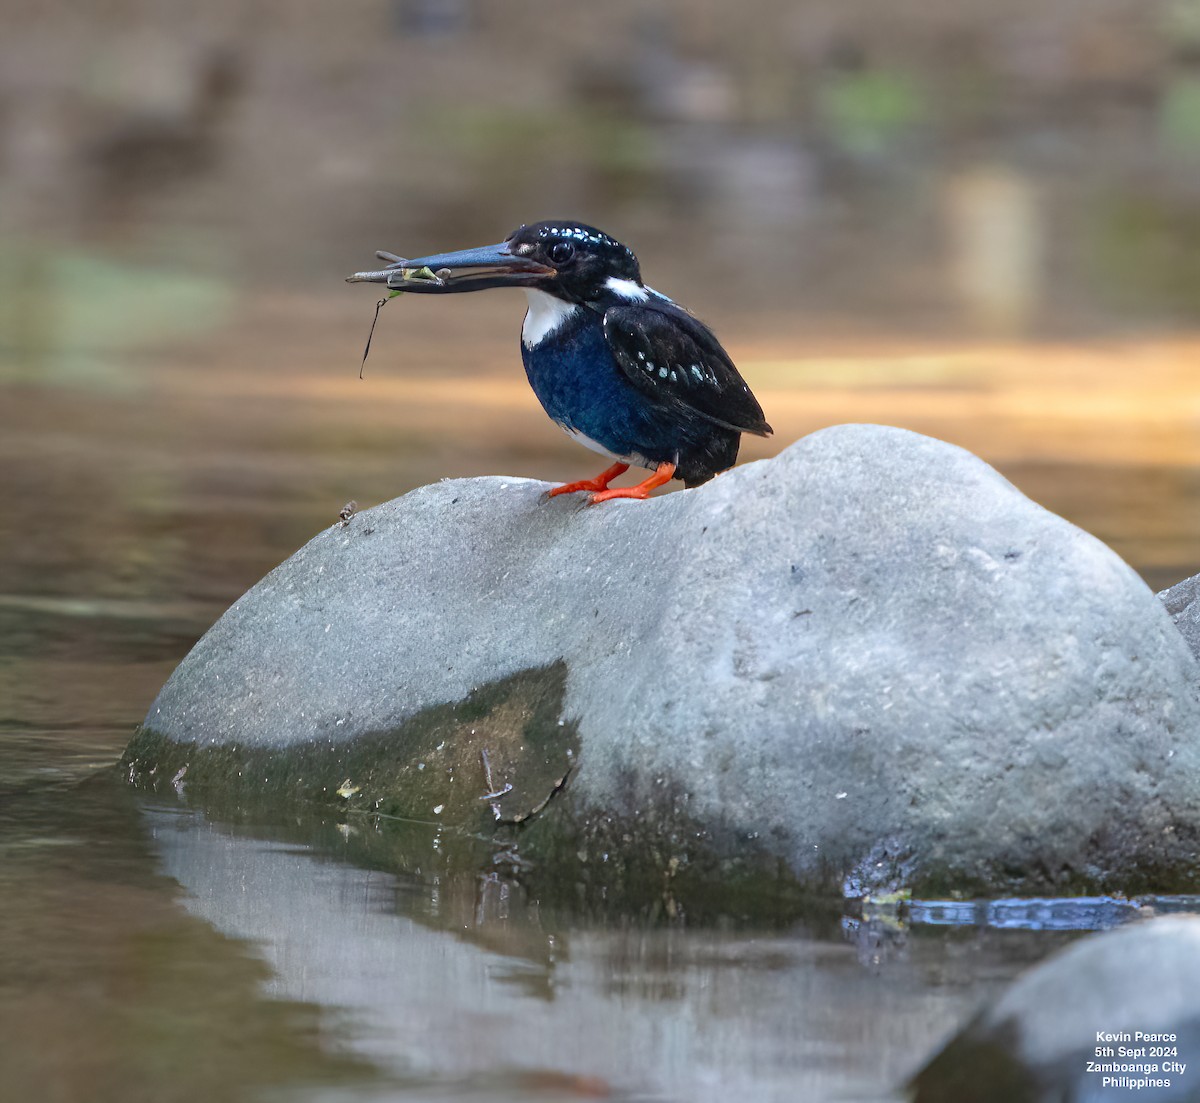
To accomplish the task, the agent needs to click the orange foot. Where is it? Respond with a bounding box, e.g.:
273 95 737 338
589 462 676 504
547 462 629 498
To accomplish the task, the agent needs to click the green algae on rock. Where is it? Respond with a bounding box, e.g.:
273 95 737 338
125 663 578 836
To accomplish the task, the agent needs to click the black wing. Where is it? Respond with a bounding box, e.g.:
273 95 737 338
602 301 772 436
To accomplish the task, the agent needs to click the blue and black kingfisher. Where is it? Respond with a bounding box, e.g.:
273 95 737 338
348 220 772 503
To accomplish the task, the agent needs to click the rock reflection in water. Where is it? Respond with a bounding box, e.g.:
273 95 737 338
143 801 1050 1103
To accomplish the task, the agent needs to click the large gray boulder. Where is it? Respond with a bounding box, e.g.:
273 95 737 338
125 424 1200 898
912 916 1200 1102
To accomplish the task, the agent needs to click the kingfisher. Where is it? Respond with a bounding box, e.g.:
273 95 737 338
347 220 772 503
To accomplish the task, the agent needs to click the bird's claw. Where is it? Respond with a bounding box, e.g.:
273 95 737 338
587 486 652 504
547 462 631 498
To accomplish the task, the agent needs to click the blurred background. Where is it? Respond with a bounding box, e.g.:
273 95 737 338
4 0 1200 611
3 5 1200 1099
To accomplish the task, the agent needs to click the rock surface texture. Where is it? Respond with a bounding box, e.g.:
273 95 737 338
912 916 1200 1102
131 425 1200 896
1160 573 1200 665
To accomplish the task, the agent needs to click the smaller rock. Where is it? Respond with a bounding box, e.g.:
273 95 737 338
1160 574 1200 665
911 916 1200 1102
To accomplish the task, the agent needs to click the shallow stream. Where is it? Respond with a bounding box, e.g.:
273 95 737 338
3 307 1200 1101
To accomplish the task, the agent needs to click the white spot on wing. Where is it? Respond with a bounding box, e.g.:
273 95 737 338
523 289 580 348
605 277 649 301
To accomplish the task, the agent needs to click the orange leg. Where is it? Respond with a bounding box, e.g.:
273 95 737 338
588 462 676 504
547 461 629 498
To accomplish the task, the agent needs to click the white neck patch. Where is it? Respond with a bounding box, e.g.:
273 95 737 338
522 289 580 348
605 277 649 301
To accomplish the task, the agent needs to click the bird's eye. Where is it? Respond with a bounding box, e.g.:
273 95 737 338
549 241 575 264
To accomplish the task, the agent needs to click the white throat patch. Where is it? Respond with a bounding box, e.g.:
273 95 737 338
522 289 580 348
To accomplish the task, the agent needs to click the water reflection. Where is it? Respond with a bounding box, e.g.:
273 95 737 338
141 801 922 1101
139 793 1191 1103
0 774 382 1103
909 897 1142 931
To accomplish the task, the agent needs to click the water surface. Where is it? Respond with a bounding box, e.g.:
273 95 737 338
3 295 1200 1101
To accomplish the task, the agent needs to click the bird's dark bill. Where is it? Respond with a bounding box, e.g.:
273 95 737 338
346 243 553 293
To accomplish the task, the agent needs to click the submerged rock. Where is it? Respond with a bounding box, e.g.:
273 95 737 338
911 916 1200 1102
126 425 1200 899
